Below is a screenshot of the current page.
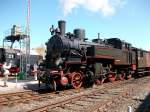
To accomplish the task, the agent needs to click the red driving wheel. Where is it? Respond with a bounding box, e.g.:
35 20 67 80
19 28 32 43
108 73 116 82
96 77 105 85
127 74 132 79
119 73 125 80
71 72 83 89
100 78 105 84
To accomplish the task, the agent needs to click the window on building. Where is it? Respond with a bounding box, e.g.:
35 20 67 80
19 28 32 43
140 51 143 57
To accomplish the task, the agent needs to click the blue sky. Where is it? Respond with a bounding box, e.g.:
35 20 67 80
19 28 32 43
0 0 150 50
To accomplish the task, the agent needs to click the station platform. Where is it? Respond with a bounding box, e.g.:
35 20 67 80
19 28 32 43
0 76 42 94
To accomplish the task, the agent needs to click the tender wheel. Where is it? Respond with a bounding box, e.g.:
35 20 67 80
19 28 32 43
108 72 116 82
71 72 83 89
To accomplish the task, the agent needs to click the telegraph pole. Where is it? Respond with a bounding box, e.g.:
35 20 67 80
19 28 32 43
25 0 30 77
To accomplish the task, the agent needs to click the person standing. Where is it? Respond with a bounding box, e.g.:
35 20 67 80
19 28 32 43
26 64 30 77
2 61 11 87
33 63 38 80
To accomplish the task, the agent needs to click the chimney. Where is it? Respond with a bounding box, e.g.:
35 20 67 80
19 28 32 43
58 20 66 37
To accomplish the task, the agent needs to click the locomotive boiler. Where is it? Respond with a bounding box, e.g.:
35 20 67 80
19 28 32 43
38 20 150 91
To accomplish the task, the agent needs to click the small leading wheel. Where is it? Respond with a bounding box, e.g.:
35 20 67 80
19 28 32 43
71 72 83 89
38 79 41 87
47 79 57 91
108 73 116 82
51 80 57 91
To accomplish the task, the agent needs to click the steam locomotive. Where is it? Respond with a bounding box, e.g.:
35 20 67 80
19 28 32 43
38 20 150 90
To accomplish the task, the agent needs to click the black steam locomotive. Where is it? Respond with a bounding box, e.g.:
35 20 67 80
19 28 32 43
38 20 150 90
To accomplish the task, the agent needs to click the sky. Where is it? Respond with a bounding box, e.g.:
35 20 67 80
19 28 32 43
0 0 150 50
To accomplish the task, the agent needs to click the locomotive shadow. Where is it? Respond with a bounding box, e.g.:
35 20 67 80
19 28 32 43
23 83 53 94
135 93 150 112
22 82 73 94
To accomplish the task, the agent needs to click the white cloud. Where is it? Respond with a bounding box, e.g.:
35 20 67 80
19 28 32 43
59 0 125 17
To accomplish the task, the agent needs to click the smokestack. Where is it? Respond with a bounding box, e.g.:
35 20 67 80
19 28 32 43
58 20 66 37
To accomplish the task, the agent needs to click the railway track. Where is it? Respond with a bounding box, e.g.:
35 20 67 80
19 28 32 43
0 90 37 105
0 87 85 106
0 76 149 112
27 76 150 112
0 78 130 107
0 78 131 107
